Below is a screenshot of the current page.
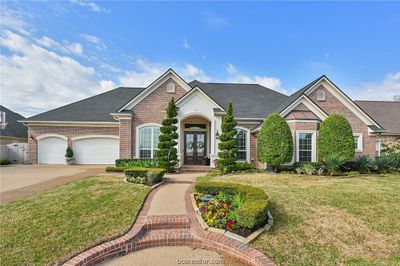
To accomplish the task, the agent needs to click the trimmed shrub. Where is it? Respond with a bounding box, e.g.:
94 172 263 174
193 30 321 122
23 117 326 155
195 181 268 229
65 146 73 158
0 159 10 165
293 162 322 170
317 114 355 162
146 168 166 185
105 166 125 172
257 113 293 171
124 167 149 178
157 98 179 172
115 159 159 168
124 167 165 185
217 102 238 173
235 162 256 171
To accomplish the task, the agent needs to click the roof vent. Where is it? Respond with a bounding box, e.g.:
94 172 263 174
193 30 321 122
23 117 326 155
316 89 325 101
167 82 176 93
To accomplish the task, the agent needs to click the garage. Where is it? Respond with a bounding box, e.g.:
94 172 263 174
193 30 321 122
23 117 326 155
72 136 119 164
38 135 68 164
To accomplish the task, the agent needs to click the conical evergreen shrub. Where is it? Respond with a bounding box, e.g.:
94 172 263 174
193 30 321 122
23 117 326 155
217 102 238 173
157 98 179 172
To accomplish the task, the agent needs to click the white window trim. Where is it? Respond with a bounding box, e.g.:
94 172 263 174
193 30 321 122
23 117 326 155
235 126 250 163
316 89 326 101
136 123 161 159
296 130 317 162
353 133 363 152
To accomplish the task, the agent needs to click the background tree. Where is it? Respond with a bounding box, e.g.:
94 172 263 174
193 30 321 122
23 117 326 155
257 113 293 171
157 98 178 172
317 114 355 162
217 102 238 173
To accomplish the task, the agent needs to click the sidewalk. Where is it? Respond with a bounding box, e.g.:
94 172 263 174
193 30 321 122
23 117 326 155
63 172 275 266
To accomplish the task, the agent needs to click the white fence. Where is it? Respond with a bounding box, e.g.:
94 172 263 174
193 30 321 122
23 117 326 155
0 143 28 164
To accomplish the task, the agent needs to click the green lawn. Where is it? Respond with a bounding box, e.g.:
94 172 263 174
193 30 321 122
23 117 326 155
205 173 400 266
0 175 151 265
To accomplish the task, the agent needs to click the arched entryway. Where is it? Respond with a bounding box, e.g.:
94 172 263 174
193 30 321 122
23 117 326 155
179 115 211 166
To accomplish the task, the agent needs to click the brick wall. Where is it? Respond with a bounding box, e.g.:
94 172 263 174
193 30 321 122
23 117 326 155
119 119 132 158
308 84 376 157
27 126 118 164
131 78 187 158
237 123 261 167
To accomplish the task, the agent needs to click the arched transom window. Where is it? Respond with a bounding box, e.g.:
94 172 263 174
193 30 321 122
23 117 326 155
139 125 160 158
236 128 248 161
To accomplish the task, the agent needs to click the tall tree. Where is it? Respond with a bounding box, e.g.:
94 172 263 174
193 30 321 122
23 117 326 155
257 113 293 171
157 98 179 172
218 102 238 173
317 114 355 162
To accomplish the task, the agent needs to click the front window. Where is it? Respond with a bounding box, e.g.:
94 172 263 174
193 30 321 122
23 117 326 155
236 129 247 161
139 126 160 158
298 133 312 162
353 133 363 152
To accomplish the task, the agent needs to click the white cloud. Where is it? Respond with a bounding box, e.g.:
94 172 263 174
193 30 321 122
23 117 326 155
0 30 113 116
203 11 229 28
37 36 83 55
351 72 400 101
182 38 190 50
223 63 285 93
0 6 32 36
81 33 107 50
181 64 210 82
70 0 109 13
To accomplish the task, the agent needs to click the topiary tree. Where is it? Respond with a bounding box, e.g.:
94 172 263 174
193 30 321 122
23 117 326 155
157 98 179 172
257 113 293 171
217 102 238 173
317 114 355 162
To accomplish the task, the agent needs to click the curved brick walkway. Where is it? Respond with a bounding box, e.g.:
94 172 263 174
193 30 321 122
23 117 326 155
63 173 275 266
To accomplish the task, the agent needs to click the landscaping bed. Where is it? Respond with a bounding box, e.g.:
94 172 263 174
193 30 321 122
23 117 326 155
194 181 269 238
0 175 151 265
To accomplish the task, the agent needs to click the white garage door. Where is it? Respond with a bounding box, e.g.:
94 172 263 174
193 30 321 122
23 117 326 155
38 137 67 164
73 137 119 164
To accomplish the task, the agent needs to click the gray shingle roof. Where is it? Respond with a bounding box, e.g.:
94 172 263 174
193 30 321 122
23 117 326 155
189 80 289 119
23 87 144 122
355 101 400 134
0 105 27 139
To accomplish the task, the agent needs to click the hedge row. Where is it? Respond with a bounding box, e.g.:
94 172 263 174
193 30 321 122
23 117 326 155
195 181 268 229
115 159 159 168
105 166 125 172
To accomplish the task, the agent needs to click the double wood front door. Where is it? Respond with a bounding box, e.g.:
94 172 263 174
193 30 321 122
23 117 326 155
184 132 206 165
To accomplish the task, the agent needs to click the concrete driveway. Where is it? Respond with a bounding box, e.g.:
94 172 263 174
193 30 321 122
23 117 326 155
0 165 106 204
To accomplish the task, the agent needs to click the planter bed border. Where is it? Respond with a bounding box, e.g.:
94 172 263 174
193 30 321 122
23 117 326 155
191 193 273 244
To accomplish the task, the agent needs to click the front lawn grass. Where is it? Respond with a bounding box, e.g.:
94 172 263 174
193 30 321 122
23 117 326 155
0 175 151 265
207 173 400 265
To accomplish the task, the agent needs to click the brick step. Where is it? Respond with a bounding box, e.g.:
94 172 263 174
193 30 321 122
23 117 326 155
144 214 191 230
134 228 198 247
180 165 213 173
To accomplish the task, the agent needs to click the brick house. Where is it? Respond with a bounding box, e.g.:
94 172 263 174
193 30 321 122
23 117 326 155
20 69 400 167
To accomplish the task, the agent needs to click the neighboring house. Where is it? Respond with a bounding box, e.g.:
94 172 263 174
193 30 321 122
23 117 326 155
0 105 28 145
20 69 399 166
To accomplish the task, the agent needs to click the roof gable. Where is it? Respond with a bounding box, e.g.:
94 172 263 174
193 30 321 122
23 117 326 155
0 105 27 138
118 68 192 112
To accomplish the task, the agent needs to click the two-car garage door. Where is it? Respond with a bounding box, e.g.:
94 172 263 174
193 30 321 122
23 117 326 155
38 135 118 164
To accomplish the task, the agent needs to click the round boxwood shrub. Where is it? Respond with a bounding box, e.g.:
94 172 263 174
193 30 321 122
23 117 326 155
317 114 355 162
257 113 293 170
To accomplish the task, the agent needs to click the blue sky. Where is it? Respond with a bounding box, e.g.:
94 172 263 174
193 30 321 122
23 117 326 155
1 1 399 117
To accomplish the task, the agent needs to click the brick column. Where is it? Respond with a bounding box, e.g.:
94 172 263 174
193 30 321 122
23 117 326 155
27 128 38 164
119 118 132 159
